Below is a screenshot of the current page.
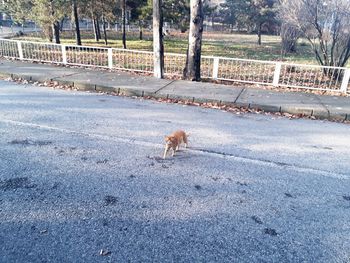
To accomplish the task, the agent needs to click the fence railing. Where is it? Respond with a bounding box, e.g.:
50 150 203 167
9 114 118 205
0 38 349 93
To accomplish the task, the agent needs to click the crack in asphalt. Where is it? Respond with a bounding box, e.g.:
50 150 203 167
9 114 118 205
1 118 349 181
154 80 177 94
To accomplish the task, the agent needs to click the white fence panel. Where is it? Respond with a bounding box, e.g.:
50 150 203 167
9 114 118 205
65 45 109 68
112 48 153 73
279 63 347 92
0 39 19 58
214 57 276 85
163 54 214 78
164 53 186 76
21 41 62 63
201 56 214 78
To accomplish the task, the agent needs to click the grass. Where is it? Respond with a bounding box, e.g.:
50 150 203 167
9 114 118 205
13 29 318 65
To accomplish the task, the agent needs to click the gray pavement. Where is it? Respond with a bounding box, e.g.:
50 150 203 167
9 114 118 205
0 59 349 121
0 81 350 262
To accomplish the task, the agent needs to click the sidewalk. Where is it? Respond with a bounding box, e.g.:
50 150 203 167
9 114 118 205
0 59 349 121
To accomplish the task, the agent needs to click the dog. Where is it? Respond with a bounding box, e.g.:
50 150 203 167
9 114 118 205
163 130 188 159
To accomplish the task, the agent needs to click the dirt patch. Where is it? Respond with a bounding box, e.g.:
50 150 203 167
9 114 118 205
343 195 350 201
284 193 294 198
104 195 118 206
9 139 52 146
0 177 36 191
251 216 263 224
97 159 108 164
264 228 278 236
194 185 202 190
211 176 221 181
146 155 169 163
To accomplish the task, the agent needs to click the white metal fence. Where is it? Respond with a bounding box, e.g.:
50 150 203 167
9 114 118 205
0 38 349 93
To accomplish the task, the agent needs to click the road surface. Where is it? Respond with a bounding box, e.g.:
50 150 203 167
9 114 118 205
0 80 349 262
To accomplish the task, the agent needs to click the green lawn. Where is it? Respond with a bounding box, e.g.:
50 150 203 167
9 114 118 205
13 30 318 65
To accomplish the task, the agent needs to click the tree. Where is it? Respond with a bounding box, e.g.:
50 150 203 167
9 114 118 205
248 0 278 45
153 0 164 78
279 23 300 55
138 0 152 40
33 0 67 44
4 0 66 43
163 0 190 32
219 0 278 44
279 0 350 69
183 0 204 81
128 0 148 40
72 0 81 45
121 0 127 49
220 0 248 31
81 0 119 45
3 0 33 24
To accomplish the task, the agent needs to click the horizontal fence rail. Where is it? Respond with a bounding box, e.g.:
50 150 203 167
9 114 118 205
0 39 348 93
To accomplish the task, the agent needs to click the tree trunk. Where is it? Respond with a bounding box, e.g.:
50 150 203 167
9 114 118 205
257 23 262 45
183 0 204 81
153 0 164 78
59 18 65 31
139 20 143 40
72 0 81 46
102 15 108 45
93 18 99 41
122 0 127 49
96 18 101 40
52 21 61 44
46 26 53 42
49 1 60 44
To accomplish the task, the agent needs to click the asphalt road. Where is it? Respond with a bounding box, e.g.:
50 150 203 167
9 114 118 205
0 80 350 263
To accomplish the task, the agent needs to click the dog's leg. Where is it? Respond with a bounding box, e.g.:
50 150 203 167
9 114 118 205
172 146 176 157
177 138 184 151
163 146 169 159
184 136 188 148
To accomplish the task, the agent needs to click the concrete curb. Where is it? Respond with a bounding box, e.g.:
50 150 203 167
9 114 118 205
1 68 349 122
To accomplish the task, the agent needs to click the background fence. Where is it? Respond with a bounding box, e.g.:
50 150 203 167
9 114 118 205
0 38 349 93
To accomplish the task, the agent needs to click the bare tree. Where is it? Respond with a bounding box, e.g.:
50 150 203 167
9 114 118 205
72 0 81 45
153 0 164 78
102 14 108 45
183 0 204 81
122 0 127 49
279 0 350 69
280 23 300 55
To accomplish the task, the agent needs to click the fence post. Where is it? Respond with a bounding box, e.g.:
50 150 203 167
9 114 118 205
17 41 23 60
273 62 282 87
61 45 67 64
340 69 350 93
212 57 219 79
108 48 113 69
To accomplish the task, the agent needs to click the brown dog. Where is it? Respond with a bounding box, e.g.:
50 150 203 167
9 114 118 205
163 130 188 159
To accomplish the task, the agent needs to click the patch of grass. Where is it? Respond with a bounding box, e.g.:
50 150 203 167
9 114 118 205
12 30 319 65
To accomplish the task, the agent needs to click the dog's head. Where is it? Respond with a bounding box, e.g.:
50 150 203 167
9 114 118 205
165 135 176 145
